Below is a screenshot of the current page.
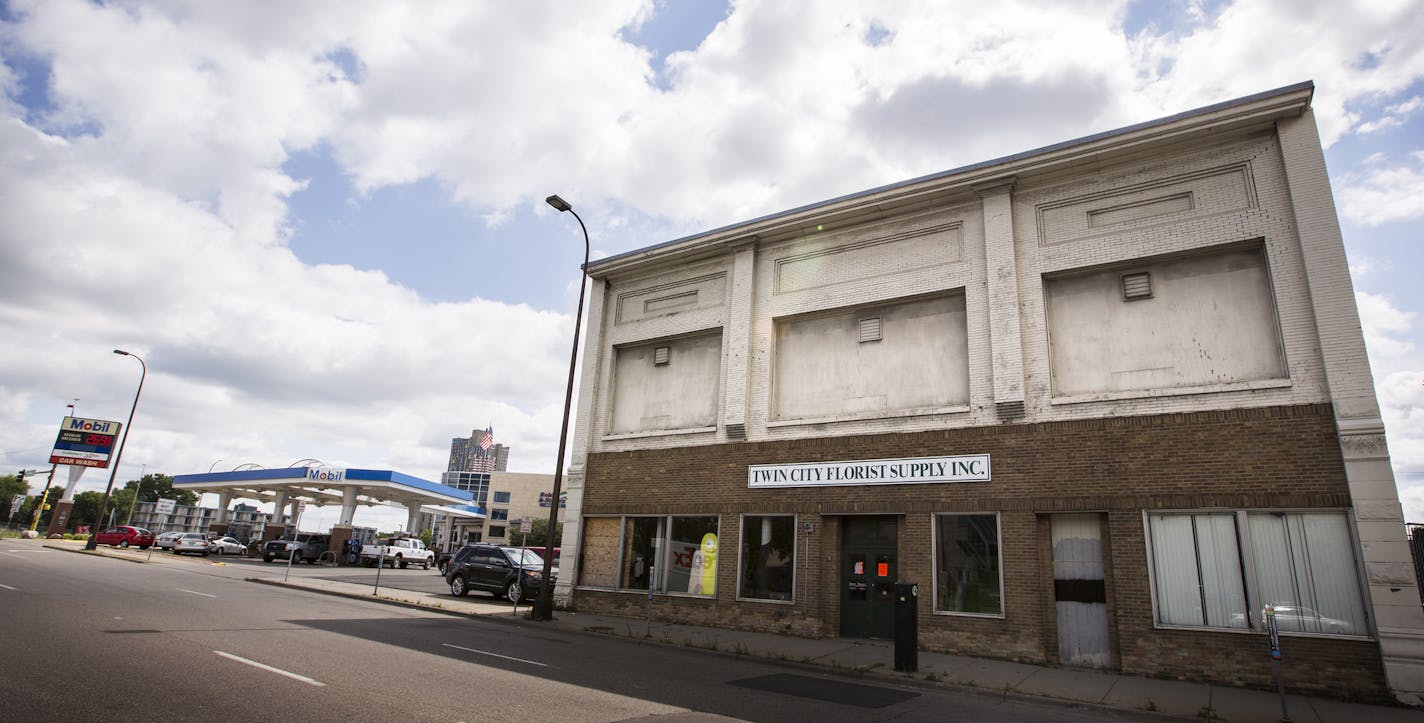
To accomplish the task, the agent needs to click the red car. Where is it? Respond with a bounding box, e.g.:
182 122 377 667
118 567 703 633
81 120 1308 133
94 525 155 549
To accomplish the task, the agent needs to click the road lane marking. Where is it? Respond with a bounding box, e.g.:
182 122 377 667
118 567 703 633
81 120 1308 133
441 643 547 667
0 583 18 591
213 651 325 687
178 589 217 598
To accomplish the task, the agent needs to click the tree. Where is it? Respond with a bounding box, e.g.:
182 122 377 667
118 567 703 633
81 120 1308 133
70 491 108 530
0 474 29 523
508 518 562 548
122 473 197 507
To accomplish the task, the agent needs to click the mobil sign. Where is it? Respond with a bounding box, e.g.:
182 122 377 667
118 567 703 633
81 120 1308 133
50 416 123 468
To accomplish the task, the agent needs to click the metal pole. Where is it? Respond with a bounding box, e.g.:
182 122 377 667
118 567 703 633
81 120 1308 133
533 194 589 621
86 350 145 550
125 466 146 526
373 546 385 595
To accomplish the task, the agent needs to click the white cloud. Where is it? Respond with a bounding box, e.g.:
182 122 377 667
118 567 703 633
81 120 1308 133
1338 151 1424 226
4 0 1424 533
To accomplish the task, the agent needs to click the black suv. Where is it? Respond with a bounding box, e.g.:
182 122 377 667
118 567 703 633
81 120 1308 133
444 544 552 603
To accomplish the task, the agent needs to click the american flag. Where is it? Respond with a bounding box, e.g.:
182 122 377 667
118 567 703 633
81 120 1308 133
479 427 494 451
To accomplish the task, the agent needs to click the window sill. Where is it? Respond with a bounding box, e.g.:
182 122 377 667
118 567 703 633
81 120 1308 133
602 426 718 441
931 610 1006 620
768 405 971 429
1051 377 1292 406
573 585 715 601
1152 622 1372 640
736 597 796 605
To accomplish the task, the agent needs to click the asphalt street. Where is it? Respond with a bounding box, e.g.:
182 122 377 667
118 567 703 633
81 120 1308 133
1 540 1157 722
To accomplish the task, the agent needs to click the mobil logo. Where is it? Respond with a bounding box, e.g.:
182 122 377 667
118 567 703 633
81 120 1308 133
307 467 346 482
66 418 118 434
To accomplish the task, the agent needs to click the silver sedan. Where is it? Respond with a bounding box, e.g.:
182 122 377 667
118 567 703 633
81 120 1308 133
209 536 246 556
173 533 210 556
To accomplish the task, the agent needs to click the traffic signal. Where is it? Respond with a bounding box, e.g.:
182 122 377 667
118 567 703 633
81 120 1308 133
16 469 24 483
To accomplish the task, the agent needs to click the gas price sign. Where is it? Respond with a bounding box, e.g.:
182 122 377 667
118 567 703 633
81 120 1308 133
49 416 123 468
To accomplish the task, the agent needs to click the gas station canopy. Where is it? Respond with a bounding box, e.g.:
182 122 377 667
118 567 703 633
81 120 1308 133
172 467 475 511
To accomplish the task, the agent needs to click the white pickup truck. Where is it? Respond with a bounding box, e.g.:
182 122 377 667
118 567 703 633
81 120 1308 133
360 537 434 569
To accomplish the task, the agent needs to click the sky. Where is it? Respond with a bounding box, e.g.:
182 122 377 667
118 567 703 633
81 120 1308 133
1 0 1422 533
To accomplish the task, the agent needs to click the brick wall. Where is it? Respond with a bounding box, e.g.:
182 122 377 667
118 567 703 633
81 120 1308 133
572 402 1388 699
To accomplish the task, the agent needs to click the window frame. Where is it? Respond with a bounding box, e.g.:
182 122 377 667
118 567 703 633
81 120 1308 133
930 512 1006 618
1142 508 1372 639
735 513 798 605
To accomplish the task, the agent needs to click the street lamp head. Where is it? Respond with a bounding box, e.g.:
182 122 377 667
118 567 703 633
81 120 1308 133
113 349 130 356
545 194 571 212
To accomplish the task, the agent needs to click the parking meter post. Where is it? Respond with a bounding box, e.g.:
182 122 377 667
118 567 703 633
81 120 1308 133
1263 605 1291 722
893 582 919 672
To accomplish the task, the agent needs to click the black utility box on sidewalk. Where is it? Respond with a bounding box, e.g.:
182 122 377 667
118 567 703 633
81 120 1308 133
893 581 918 672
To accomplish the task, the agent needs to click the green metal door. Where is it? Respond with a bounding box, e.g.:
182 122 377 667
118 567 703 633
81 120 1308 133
839 516 898 639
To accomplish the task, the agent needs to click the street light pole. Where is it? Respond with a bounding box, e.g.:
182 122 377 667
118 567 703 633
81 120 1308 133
532 193 589 621
86 350 146 550
124 463 146 526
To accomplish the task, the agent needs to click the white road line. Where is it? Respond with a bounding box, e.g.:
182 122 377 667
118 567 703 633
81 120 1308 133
441 643 547 667
213 651 325 687
0 583 17 591
178 589 217 598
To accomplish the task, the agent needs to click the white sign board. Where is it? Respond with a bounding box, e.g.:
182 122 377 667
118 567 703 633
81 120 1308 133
520 517 533 533
748 454 991 489
154 498 176 515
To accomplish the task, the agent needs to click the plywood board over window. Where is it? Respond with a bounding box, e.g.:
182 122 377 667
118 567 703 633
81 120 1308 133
772 293 969 421
609 331 722 434
1044 243 1286 398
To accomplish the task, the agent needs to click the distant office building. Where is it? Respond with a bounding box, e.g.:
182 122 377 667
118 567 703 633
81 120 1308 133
448 426 509 473
482 471 563 544
441 471 491 505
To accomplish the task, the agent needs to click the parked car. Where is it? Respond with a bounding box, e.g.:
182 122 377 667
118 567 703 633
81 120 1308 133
94 525 154 549
361 537 433 569
209 536 246 556
262 533 329 564
444 543 552 602
155 531 184 551
173 532 210 556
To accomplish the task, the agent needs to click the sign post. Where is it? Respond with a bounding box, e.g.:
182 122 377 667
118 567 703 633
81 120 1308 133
514 517 534 616
149 498 175 561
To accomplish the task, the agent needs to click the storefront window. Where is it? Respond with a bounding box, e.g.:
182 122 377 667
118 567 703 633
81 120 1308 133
739 515 795 601
668 516 718 597
934 514 1002 615
1247 512 1366 635
575 515 721 597
1146 511 1365 635
1148 513 1247 628
620 517 663 590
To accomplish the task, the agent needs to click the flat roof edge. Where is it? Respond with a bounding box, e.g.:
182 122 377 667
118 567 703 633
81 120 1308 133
587 81 1314 275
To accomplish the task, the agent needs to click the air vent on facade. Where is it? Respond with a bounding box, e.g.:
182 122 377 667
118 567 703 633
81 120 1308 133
725 422 747 440
858 317 882 343
653 346 671 366
1121 272 1152 300
996 400 1025 420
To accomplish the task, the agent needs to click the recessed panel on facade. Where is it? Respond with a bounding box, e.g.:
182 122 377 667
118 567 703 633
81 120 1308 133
748 454 990 488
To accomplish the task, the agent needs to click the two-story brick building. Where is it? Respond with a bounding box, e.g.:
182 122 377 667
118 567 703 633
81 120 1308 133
550 82 1424 702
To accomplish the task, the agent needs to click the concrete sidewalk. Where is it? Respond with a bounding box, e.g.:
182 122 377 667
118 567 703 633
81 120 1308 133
247 572 1424 723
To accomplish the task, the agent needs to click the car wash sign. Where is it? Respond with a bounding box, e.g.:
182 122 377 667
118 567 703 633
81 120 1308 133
748 454 990 489
49 416 123 468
